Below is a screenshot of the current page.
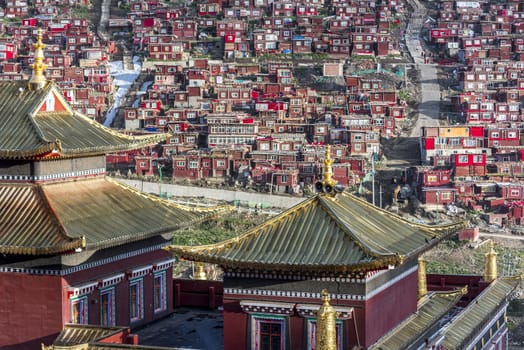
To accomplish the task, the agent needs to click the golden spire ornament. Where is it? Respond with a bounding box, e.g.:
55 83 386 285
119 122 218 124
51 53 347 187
193 262 207 280
418 257 428 300
316 145 340 193
29 28 48 90
484 240 497 283
315 289 338 350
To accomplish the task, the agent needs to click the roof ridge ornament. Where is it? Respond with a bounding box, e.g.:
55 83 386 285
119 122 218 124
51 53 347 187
28 28 48 90
315 145 343 194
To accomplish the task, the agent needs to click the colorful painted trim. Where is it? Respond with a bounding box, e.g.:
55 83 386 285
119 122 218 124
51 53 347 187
0 168 105 182
240 300 295 315
0 243 168 276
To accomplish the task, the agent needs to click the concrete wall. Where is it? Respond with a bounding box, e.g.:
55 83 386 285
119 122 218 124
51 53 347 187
115 178 306 209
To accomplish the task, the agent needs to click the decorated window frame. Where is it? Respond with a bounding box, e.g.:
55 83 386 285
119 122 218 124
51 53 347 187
70 295 88 324
129 278 144 323
100 287 116 326
153 270 167 313
251 314 286 350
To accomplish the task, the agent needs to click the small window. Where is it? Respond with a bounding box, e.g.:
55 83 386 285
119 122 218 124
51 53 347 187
153 271 167 313
129 279 144 323
71 296 88 324
100 288 115 326
458 155 468 163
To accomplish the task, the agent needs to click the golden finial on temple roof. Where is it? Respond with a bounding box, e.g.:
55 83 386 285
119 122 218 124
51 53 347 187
28 28 48 90
193 262 207 280
315 145 341 193
315 289 338 350
484 239 497 283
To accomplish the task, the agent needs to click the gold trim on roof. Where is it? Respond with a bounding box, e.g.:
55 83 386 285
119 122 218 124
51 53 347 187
165 191 466 273
29 28 48 90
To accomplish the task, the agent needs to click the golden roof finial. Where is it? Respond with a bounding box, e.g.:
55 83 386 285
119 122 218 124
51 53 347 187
193 262 207 280
29 28 48 90
323 145 335 186
418 256 428 300
316 145 339 193
484 240 497 283
315 289 337 350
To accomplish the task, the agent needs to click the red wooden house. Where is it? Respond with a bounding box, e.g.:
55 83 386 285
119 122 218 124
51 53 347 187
420 187 457 206
497 183 524 201
452 153 487 178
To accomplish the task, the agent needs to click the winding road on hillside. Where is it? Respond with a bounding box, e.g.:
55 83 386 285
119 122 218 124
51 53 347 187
383 0 444 167
405 0 442 138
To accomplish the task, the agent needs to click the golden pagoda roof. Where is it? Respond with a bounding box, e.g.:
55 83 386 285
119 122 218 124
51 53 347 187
370 289 465 350
0 81 168 159
0 178 233 255
166 192 468 273
441 275 523 349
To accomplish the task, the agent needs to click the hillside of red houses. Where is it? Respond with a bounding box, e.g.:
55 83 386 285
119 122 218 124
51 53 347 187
1 0 524 225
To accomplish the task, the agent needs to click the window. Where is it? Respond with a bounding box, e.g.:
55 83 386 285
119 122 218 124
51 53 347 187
440 192 451 200
189 161 198 169
153 271 167 313
100 288 115 326
427 175 437 183
129 279 144 323
473 155 483 163
458 155 468 163
510 189 520 197
307 318 344 350
252 316 285 350
71 296 88 324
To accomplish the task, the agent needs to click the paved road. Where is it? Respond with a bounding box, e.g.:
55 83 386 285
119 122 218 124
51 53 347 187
405 0 442 138
480 233 524 242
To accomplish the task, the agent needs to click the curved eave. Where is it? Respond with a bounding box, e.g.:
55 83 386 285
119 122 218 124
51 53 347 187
167 246 403 273
341 192 469 235
0 236 85 256
404 220 470 260
0 143 57 160
166 196 320 253
0 134 171 160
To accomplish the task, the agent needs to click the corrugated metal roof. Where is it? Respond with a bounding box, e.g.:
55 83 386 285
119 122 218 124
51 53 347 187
166 192 467 272
370 290 465 350
0 184 84 254
0 81 168 159
441 276 523 349
0 178 232 255
88 344 186 350
53 324 126 346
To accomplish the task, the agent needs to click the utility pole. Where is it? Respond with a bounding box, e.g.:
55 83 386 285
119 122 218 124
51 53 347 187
379 183 383 208
436 191 440 224
158 164 164 198
372 149 376 206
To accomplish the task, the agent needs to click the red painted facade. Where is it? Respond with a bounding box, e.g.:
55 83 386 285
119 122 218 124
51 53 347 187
0 249 174 349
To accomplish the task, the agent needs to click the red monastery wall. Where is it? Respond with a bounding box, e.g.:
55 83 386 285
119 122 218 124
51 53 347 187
0 273 63 350
364 268 418 346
